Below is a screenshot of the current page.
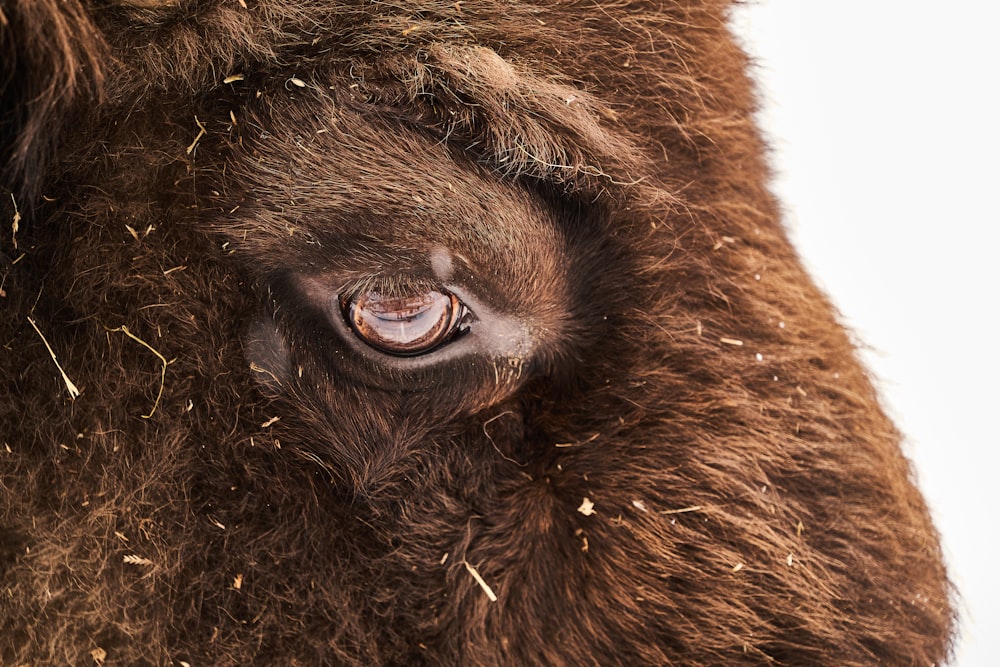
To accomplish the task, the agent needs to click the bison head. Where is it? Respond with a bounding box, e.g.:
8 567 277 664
0 1 954 665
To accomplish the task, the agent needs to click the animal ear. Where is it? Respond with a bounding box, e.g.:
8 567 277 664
0 0 106 206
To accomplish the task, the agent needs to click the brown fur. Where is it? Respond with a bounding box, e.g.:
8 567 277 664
1 1 955 664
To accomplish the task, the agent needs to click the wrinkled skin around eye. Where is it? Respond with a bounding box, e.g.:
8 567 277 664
343 289 468 356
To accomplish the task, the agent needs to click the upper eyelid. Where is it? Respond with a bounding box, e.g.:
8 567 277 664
339 274 446 300
292 271 461 318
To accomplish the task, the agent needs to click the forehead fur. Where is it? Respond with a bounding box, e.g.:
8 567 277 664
4 0 667 206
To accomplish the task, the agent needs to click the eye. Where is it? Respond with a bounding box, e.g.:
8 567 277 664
340 288 471 356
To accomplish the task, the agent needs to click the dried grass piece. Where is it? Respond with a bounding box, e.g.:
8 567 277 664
660 505 702 515
185 116 207 155
107 325 175 418
554 432 600 448
27 317 81 399
112 0 180 6
9 193 19 249
463 560 498 603
123 554 154 566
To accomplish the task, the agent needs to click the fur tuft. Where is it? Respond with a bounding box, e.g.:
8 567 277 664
1 0 107 206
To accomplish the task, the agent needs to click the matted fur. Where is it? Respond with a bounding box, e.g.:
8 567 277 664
1 1 954 665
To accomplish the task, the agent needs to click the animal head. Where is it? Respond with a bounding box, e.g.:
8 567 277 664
1 1 955 664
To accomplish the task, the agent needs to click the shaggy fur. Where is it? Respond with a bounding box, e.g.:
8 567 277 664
1 1 954 664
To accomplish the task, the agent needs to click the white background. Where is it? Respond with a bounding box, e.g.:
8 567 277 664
731 2 999 664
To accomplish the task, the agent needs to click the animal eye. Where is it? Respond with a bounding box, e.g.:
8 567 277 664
341 289 470 356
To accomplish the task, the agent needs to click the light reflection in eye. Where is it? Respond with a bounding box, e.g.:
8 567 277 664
341 289 470 356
